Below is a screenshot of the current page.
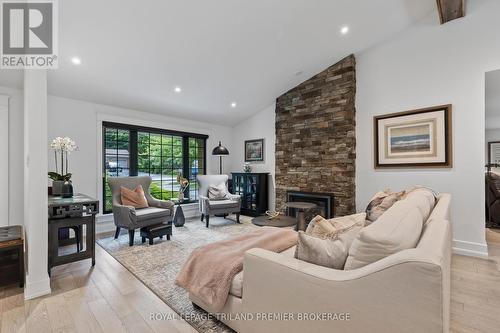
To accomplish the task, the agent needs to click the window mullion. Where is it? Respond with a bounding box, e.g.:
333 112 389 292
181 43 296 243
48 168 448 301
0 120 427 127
130 130 138 176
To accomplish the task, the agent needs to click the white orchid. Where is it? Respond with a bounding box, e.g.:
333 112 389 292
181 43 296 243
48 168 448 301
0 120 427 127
49 137 78 181
50 137 78 153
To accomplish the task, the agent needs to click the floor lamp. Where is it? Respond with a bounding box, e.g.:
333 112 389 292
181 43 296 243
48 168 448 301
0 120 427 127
212 141 229 174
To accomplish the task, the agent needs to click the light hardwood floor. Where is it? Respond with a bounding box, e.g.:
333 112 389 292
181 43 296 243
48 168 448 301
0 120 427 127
0 245 197 333
1 234 500 333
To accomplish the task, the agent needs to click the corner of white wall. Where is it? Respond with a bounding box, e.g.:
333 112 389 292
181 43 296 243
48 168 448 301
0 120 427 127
229 103 277 211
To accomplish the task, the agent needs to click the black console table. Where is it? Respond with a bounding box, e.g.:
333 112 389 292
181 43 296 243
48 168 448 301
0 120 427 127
48 194 99 273
231 173 269 216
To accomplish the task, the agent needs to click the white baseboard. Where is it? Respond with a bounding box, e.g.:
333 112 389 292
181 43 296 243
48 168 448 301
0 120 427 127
96 203 201 235
24 274 51 300
452 239 489 258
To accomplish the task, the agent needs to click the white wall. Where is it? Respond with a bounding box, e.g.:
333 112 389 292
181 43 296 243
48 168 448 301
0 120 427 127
0 86 24 227
229 104 276 211
47 95 234 214
356 0 500 256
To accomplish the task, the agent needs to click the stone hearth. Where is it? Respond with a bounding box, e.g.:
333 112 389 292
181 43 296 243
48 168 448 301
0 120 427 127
275 55 356 217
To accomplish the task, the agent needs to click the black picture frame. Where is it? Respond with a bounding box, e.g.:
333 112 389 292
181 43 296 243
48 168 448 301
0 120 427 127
373 105 452 168
245 139 264 162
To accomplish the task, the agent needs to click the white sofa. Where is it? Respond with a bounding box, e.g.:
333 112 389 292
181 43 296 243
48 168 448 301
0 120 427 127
190 193 451 333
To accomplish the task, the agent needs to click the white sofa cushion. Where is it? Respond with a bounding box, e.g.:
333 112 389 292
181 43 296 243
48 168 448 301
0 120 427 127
344 189 435 270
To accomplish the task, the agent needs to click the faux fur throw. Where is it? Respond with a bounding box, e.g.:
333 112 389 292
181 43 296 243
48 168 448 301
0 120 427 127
175 227 298 312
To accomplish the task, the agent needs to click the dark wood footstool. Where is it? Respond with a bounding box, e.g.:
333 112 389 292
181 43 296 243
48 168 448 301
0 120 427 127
0 225 24 288
140 223 172 245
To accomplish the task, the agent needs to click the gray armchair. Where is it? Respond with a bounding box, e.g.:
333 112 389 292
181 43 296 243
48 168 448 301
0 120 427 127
108 176 174 246
197 175 241 228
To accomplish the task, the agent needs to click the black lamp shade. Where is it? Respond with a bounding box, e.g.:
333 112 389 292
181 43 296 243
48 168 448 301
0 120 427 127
212 141 229 156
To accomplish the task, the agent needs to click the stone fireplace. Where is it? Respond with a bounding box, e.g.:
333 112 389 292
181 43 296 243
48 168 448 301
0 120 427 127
275 55 356 217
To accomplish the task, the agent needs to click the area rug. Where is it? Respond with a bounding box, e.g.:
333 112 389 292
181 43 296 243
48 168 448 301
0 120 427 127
97 216 258 333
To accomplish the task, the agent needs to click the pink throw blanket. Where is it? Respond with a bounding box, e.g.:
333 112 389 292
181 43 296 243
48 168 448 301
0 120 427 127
175 227 298 312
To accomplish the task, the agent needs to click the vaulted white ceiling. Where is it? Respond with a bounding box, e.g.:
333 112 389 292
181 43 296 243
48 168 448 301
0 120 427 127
0 0 437 125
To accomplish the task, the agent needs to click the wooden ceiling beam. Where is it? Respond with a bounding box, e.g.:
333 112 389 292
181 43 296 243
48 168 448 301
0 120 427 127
436 0 465 24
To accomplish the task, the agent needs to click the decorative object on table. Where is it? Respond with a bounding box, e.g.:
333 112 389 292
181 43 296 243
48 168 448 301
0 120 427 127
48 194 99 273
243 162 252 173
173 203 186 227
197 175 241 227
231 172 269 216
177 175 190 203
212 141 230 174
48 137 78 195
0 225 24 288
61 180 74 198
251 215 297 228
108 176 174 246
265 210 281 219
244 139 264 162
373 105 452 168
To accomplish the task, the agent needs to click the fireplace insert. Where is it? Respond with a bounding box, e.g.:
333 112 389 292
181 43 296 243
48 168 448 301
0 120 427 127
286 191 334 225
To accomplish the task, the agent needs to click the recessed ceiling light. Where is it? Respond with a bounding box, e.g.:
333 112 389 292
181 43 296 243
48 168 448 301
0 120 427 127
71 57 82 65
231 102 237 108
340 26 349 35
174 86 182 93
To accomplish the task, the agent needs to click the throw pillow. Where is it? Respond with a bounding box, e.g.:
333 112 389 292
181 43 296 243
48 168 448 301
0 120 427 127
295 219 364 269
345 198 425 270
208 184 228 200
305 215 325 234
309 213 367 239
365 190 405 223
120 185 149 209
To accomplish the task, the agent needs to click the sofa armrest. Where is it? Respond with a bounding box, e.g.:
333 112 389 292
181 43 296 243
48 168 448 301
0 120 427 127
112 204 136 228
148 197 174 212
241 248 447 333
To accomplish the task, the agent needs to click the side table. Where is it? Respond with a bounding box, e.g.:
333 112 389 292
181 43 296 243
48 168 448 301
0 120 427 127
285 202 318 231
48 194 99 274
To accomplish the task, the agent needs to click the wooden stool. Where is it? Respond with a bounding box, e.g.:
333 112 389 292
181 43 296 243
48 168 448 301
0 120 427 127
0 225 24 288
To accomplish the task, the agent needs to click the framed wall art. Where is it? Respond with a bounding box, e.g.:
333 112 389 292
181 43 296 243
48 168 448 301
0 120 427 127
245 139 264 162
374 105 452 168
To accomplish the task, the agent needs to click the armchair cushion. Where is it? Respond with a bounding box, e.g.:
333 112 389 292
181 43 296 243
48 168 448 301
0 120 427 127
120 185 149 209
135 207 171 220
209 199 240 210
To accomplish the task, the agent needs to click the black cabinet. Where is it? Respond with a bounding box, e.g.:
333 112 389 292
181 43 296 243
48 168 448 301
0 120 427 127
231 173 269 217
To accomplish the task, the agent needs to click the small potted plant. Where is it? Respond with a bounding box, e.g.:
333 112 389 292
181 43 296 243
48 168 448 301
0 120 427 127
176 174 190 203
49 137 78 196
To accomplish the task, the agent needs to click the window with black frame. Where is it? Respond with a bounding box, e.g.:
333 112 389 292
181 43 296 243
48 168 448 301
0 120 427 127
103 122 207 214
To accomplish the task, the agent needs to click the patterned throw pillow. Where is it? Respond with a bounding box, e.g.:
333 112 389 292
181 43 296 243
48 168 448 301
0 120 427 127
208 184 228 200
365 190 404 223
120 185 149 209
